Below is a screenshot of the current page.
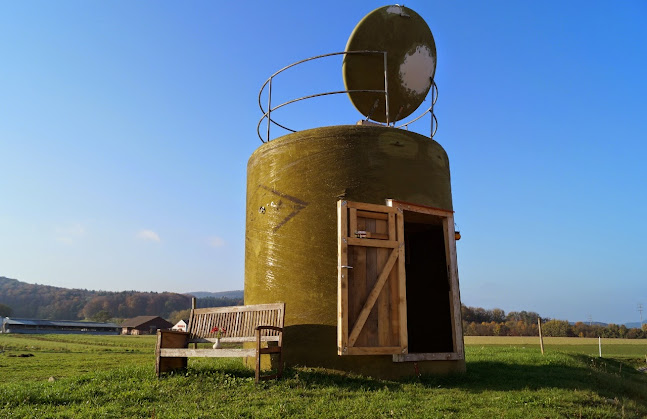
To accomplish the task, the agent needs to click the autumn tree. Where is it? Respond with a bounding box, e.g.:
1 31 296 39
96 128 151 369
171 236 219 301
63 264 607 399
0 303 12 317
90 310 113 322
169 309 192 324
541 320 571 337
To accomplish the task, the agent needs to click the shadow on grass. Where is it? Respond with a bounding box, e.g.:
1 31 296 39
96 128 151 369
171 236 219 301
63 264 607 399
162 353 647 409
413 354 647 409
282 367 403 391
164 363 404 391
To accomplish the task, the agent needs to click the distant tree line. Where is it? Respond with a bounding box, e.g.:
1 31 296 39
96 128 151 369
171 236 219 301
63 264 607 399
0 276 241 323
4 275 643 337
462 305 647 338
167 296 245 324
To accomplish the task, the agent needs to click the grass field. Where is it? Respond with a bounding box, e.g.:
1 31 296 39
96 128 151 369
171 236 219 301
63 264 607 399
1 334 646 417
466 336 647 362
0 334 153 382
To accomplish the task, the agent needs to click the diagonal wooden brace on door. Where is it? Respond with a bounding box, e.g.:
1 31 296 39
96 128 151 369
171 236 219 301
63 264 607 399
348 247 400 347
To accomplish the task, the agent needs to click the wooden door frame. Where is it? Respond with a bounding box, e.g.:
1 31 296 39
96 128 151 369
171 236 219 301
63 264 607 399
386 199 465 363
337 200 408 356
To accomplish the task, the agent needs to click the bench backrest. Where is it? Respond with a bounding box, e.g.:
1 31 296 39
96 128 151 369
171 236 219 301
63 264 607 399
187 303 285 343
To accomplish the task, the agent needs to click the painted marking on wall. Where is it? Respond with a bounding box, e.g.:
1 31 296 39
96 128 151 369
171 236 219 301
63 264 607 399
399 45 435 96
257 185 309 232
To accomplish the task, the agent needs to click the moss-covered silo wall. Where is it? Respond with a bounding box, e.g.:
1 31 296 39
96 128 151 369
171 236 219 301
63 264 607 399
245 125 464 378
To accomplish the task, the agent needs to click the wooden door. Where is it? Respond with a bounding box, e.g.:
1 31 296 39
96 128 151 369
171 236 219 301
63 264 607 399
337 200 407 355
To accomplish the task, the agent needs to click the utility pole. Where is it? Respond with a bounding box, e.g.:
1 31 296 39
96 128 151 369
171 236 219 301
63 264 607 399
638 303 644 328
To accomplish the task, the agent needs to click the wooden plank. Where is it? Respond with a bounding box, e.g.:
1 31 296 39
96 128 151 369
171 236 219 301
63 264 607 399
348 247 399 347
392 352 462 362
396 209 408 354
160 348 256 358
356 210 389 220
445 214 465 358
192 303 285 315
376 217 391 347
187 308 195 334
346 346 403 355
204 313 211 336
255 328 262 383
189 336 280 344
278 306 285 346
347 201 398 213
225 312 233 338
234 312 241 337
256 311 262 334
197 313 206 337
248 311 255 335
242 311 251 336
349 207 357 240
386 199 454 216
388 246 400 346
364 217 378 347
247 312 252 335
442 217 456 353
260 311 267 335
346 237 399 248
337 200 349 355
235 313 242 337
365 232 389 240
387 212 396 241
351 217 368 348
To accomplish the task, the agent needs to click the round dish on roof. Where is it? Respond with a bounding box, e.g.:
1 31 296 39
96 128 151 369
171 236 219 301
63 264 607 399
343 5 436 124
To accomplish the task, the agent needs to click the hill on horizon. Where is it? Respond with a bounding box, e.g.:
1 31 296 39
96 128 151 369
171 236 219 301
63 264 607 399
0 276 239 321
2 276 641 329
186 290 243 299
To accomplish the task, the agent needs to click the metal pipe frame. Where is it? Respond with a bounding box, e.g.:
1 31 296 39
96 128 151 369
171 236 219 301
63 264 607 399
257 51 438 143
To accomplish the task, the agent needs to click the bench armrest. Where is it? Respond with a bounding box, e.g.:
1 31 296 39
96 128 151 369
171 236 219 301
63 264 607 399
255 325 283 333
159 330 189 336
157 330 189 349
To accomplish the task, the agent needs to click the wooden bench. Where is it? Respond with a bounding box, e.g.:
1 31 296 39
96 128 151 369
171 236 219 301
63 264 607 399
155 303 285 382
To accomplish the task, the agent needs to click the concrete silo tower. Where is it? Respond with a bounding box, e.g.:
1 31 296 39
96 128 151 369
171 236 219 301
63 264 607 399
245 5 464 378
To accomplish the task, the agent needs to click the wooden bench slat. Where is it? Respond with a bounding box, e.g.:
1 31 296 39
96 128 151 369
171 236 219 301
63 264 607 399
161 348 256 358
192 303 284 315
188 336 280 344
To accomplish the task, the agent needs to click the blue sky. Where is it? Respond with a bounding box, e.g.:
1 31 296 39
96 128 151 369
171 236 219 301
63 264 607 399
1 1 646 325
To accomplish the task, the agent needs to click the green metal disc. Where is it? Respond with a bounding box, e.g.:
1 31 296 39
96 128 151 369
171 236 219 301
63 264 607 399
343 5 436 123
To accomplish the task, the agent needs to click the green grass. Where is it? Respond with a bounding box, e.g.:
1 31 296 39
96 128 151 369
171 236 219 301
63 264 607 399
1 334 646 417
466 336 647 367
0 334 154 382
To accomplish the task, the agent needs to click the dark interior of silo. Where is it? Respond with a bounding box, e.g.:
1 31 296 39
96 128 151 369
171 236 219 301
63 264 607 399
404 212 454 353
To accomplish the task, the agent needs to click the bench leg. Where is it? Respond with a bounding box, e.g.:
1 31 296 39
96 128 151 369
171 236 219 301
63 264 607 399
277 346 283 379
255 329 261 383
255 329 283 383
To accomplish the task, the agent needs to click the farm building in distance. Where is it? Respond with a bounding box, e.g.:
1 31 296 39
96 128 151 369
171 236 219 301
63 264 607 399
121 316 173 335
172 319 188 332
1 317 120 335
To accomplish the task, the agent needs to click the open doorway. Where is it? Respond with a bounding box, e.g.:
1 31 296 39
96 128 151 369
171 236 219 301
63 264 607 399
404 211 454 353
387 199 464 362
